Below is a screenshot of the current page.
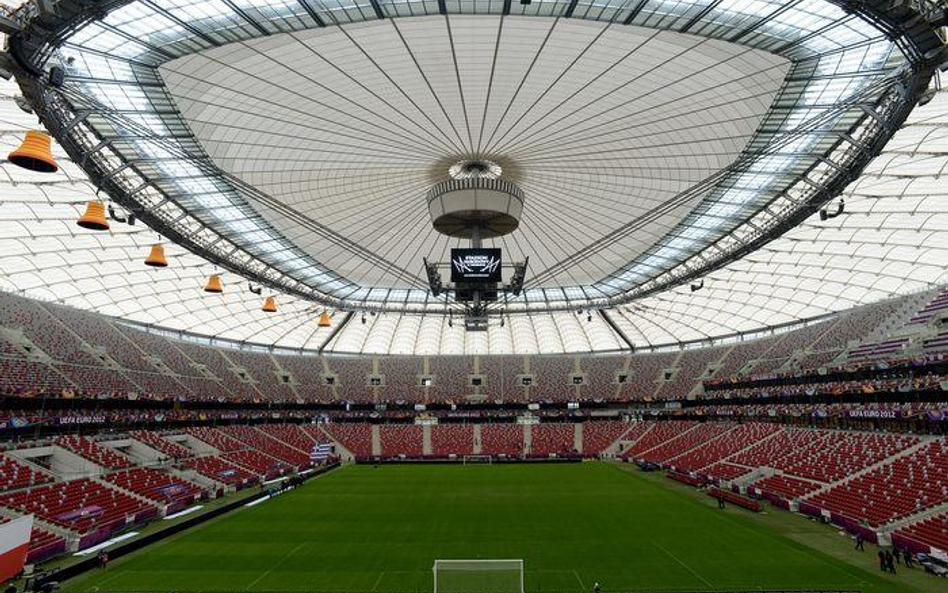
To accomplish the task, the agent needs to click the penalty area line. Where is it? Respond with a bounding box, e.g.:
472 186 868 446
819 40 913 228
572 569 586 591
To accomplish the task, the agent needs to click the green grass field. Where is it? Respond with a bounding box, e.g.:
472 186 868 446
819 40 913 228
64 463 921 593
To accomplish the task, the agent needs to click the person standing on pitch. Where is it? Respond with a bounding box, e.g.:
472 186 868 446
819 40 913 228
593 582 600 593
885 550 896 574
854 534 865 551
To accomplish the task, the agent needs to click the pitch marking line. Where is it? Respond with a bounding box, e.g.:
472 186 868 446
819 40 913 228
244 541 307 590
371 571 386 592
572 569 586 591
651 541 713 588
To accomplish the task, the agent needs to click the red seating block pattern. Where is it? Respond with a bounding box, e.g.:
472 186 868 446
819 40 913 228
181 455 257 487
480 424 523 456
323 423 373 457
132 430 194 459
667 423 782 472
639 422 733 463
895 511 948 553
805 439 948 527
187 427 245 452
379 425 423 457
622 421 696 459
0 454 52 491
221 425 310 467
530 423 575 456
581 421 630 455
752 474 822 500
57 435 132 469
0 478 154 533
430 425 474 457
102 467 204 504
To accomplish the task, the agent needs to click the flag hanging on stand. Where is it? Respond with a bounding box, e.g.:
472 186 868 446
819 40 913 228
310 442 332 463
0 514 32 581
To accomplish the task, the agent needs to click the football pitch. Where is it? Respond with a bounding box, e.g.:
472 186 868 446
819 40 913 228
64 462 917 593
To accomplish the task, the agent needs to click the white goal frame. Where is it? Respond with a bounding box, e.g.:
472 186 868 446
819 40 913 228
433 559 524 593
462 455 492 464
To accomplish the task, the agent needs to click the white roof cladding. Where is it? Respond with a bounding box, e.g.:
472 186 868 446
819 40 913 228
0 81 946 352
26 0 920 312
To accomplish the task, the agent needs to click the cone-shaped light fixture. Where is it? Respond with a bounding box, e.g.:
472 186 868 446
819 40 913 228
262 296 277 313
8 131 58 173
144 244 168 267
318 312 331 327
204 274 223 293
77 201 109 230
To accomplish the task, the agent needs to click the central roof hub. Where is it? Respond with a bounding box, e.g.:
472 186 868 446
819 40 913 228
426 174 525 240
449 159 503 180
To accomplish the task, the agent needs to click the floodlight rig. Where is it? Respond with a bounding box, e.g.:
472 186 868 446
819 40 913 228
424 160 529 331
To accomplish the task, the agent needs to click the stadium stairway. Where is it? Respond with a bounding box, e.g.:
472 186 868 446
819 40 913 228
372 426 382 456
586 422 635 456
680 425 786 480
249 425 312 461
22 444 102 480
170 461 222 492
731 465 778 489
616 422 655 456
2 452 55 487
799 436 938 500
133 431 196 460
879 500 948 538
632 422 709 461
422 425 432 456
315 424 356 460
472 424 482 455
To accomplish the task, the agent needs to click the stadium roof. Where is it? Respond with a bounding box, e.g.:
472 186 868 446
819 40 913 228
0 0 945 353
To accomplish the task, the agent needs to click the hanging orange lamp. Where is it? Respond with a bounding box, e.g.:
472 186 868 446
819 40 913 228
262 296 277 313
318 312 331 327
76 201 109 230
144 244 168 267
8 130 58 173
204 274 223 293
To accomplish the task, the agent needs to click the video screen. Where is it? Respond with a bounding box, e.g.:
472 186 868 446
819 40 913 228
450 248 502 283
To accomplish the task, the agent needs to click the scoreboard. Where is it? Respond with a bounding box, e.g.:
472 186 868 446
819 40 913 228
450 248 502 283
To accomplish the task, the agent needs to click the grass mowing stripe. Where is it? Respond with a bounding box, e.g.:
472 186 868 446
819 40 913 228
63 463 921 593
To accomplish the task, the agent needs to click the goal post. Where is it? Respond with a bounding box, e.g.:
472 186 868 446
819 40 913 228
462 455 492 465
433 559 524 593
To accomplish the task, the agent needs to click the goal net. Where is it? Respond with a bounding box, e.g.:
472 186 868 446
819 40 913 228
462 455 492 465
433 559 523 593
